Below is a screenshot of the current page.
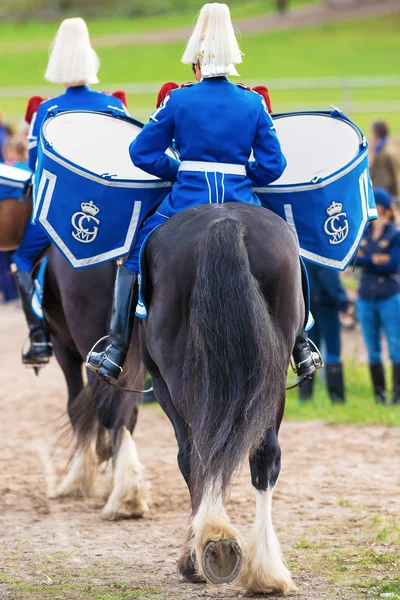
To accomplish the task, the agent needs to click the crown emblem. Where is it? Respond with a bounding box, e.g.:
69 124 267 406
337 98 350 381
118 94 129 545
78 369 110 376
326 201 343 217
81 201 100 217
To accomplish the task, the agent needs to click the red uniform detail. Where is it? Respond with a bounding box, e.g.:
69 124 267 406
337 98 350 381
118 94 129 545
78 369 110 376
156 82 180 108
25 96 45 125
111 90 128 107
252 85 273 114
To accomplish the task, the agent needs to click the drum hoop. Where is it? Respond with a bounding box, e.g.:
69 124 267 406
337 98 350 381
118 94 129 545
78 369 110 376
254 146 368 194
39 139 172 189
271 109 364 142
40 109 179 183
0 177 26 189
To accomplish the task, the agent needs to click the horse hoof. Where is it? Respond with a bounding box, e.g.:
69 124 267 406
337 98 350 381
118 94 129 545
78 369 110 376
178 554 206 584
202 539 243 585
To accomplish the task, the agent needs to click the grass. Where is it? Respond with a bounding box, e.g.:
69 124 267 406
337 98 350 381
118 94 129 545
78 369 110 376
289 514 400 599
285 361 400 427
145 359 400 427
0 10 399 132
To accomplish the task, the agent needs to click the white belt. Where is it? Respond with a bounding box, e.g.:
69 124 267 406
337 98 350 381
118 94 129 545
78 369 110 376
178 161 246 176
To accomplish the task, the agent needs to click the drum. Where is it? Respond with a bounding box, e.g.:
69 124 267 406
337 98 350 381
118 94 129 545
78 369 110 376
34 110 177 269
255 109 377 270
0 163 31 202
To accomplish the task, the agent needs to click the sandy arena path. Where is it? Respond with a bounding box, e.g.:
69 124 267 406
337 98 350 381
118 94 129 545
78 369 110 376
0 301 399 599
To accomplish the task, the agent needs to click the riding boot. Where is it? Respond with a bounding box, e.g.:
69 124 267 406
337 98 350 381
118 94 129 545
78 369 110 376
299 375 314 402
86 265 137 381
326 363 345 403
369 364 387 404
13 269 52 365
292 329 323 378
391 363 400 405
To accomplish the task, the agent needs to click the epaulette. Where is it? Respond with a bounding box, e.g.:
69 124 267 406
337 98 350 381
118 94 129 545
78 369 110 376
236 83 273 114
252 85 273 114
156 81 196 108
111 90 128 108
25 95 46 125
156 82 180 108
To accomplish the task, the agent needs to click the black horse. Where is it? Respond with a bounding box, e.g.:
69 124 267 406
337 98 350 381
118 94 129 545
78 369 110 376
123 202 303 593
43 246 148 519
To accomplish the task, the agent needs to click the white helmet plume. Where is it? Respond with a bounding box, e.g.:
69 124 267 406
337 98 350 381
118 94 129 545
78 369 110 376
182 3 242 78
45 17 100 86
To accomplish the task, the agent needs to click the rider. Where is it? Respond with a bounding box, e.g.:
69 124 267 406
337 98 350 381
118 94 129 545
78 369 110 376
87 2 322 382
11 17 128 367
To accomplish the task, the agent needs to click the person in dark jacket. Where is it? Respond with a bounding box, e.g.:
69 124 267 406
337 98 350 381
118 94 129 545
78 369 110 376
369 121 400 198
356 188 400 405
299 261 349 403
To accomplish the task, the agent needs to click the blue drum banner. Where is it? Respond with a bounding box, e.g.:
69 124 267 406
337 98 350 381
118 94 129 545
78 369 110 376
34 112 173 269
255 111 377 270
0 164 31 202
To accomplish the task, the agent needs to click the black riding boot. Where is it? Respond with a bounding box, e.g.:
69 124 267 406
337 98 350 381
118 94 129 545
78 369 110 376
391 363 400 405
326 363 345 403
86 265 137 381
292 329 323 378
299 375 314 402
369 364 387 404
13 269 52 366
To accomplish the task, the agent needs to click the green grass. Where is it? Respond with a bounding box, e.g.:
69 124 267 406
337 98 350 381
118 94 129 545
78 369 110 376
0 11 399 132
146 360 400 427
285 361 400 427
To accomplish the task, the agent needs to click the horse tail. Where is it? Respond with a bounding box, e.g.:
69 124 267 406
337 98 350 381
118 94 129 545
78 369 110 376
182 217 285 504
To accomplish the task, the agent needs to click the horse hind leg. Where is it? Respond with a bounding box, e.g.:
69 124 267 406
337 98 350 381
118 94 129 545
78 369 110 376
190 480 245 585
51 343 99 499
52 437 98 498
102 423 149 521
239 426 296 594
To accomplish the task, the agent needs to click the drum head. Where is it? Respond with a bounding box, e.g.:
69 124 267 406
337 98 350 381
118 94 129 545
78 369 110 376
273 114 362 185
0 163 31 183
43 112 174 181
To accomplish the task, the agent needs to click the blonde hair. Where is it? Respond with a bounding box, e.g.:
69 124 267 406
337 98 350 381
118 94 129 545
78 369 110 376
45 17 100 86
182 3 242 77
4 134 28 162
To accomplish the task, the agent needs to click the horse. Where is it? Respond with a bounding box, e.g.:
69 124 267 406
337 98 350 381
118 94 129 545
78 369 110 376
42 245 149 520
1 191 148 519
0 193 32 251
126 202 303 594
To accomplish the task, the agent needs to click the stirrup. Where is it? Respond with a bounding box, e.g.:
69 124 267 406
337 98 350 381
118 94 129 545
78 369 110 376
291 338 324 375
85 336 112 373
22 337 52 367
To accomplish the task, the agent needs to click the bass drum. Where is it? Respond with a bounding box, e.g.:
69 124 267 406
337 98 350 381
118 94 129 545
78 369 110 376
255 109 377 270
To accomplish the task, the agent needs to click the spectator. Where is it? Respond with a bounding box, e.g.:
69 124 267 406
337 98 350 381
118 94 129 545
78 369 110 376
299 262 349 403
0 109 13 164
276 0 289 14
369 121 400 199
3 134 29 170
356 188 400 405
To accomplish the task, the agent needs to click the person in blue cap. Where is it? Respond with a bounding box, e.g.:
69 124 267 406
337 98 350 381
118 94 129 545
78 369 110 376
87 2 323 383
299 261 350 403
11 17 127 367
356 188 400 405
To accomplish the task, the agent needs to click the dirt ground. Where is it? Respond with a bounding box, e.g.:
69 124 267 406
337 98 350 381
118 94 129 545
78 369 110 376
0 301 399 600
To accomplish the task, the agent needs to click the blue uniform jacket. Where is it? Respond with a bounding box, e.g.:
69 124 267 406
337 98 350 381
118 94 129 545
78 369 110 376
305 261 349 312
28 86 126 170
356 222 400 299
129 77 286 217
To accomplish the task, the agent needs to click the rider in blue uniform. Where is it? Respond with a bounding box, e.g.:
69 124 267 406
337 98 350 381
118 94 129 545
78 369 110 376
87 3 322 382
11 17 127 367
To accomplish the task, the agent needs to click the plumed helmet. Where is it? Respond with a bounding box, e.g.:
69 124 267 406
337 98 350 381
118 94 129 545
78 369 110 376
182 3 242 78
45 18 100 86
